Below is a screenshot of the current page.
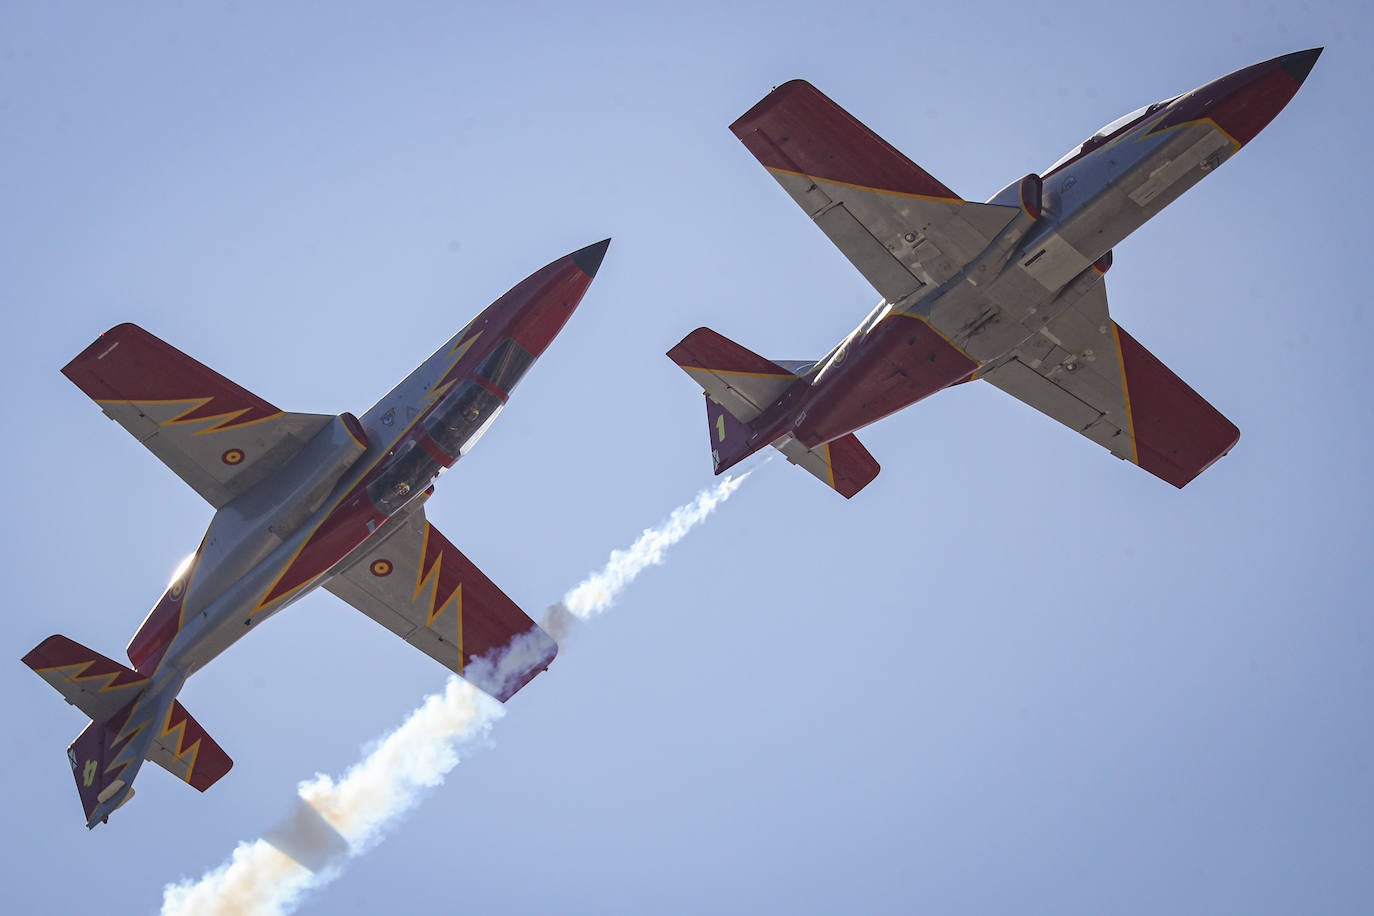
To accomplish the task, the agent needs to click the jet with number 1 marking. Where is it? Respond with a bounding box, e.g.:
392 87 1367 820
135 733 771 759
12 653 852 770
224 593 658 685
670 50 1320 496
23 240 610 827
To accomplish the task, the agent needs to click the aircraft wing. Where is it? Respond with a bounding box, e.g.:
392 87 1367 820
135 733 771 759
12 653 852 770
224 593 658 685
980 280 1239 487
63 323 334 508
730 80 1020 308
325 506 557 702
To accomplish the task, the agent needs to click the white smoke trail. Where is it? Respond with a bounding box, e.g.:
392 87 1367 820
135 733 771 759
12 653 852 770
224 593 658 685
561 471 748 620
161 472 748 915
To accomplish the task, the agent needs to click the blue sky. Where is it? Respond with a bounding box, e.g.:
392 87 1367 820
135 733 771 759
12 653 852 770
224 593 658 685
4 2 1371 913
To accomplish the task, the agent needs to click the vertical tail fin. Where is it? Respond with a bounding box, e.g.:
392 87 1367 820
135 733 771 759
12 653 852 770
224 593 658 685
704 394 763 474
69 713 136 828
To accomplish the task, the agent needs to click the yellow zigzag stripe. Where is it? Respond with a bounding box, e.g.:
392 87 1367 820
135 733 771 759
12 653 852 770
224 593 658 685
39 660 148 695
158 704 203 783
413 526 463 625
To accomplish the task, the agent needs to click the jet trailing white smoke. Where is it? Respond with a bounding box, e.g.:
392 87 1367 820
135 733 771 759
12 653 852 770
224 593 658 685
161 472 749 915
562 471 747 620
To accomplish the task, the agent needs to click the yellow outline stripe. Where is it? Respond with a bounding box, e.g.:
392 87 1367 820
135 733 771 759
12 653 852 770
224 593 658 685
1144 116 1242 153
681 366 794 381
821 442 836 490
36 660 149 695
94 397 284 434
456 586 464 674
159 703 203 783
765 166 962 204
1111 323 1139 465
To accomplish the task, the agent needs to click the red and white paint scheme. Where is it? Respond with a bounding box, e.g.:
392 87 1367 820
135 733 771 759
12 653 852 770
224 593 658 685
24 240 610 827
671 51 1321 495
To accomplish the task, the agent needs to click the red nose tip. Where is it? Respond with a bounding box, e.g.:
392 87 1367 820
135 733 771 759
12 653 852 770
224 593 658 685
497 240 611 356
1185 48 1323 147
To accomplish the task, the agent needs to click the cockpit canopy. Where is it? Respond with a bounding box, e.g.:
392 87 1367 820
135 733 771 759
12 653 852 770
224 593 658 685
1045 96 1178 174
365 337 534 516
475 338 535 394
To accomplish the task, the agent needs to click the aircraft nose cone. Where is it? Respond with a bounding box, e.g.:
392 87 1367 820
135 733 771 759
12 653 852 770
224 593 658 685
572 238 611 278
1166 48 1322 148
487 242 611 357
1280 47 1323 85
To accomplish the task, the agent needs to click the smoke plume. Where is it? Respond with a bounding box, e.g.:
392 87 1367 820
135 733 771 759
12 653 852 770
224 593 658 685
160 472 748 915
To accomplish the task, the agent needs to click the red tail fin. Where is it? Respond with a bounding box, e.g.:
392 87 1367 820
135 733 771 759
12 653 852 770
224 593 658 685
705 394 769 474
68 714 133 827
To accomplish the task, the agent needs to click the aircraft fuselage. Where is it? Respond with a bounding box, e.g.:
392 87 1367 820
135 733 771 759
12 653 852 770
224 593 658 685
757 51 1317 453
29 242 605 828
133 272 588 686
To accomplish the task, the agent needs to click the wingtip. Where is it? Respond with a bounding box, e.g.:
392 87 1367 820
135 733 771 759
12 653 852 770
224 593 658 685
572 238 611 278
730 80 813 135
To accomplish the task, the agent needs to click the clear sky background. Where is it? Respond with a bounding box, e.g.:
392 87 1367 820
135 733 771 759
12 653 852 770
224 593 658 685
4 2 1371 913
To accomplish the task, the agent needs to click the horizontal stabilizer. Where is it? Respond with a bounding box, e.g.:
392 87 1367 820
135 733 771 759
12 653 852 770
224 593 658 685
667 327 802 423
774 433 881 498
146 698 234 792
24 635 150 725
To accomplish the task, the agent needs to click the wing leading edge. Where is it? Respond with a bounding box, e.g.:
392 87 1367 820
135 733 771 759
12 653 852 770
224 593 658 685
325 506 557 702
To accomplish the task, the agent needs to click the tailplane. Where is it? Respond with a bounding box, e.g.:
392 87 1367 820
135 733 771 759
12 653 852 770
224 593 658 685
668 327 881 496
774 432 881 498
23 635 233 827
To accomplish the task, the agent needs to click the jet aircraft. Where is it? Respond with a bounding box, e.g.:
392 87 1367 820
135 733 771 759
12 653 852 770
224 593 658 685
23 240 610 827
669 51 1320 496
